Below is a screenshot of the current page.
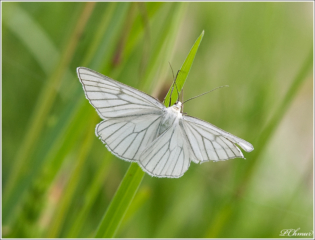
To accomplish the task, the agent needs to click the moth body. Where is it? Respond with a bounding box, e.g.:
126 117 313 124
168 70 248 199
158 103 182 136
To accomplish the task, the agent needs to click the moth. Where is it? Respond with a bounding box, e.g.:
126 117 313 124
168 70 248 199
77 67 254 178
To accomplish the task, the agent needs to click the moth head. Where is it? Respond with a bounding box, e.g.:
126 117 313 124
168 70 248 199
173 101 182 112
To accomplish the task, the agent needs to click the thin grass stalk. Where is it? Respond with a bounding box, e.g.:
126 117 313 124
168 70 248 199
241 48 313 189
4 2 96 207
7 3 139 235
66 5 167 237
38 2 127 192
42 4 131 236
148 3 188 99
3 3 60 74
206 48 313 237
95 163 145 238
138 3 182 92
45 115 98 237
111 3 164 76
94 4 186 237
4 99 90 237
120 187 151 228
40 2 144 237
6 2 129 230
268 158 313 236
83 3 118 67
91 2 131 71
94 27 204 239
66 156 112 237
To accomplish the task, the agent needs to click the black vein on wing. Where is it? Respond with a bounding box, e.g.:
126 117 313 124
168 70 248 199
120 90 157 107
88 98 121 101
180 120 199 161
144 141 169 168
78 68 164 110
78 69 164 121
122 132 140 157
159 146 173 175
97 103 130 109
96 103 154 109
103 122 129 141
213 138 229 159
106 113 160 118
188 123 234 159
186 122 211 160
218 136 238 157
150 126 176 174
181 151 186 175
131 116 162 159
171 148 183 176
84 86 119 93
121 116 160 158
185 121 220 161
100 107 154 113
98 121 122 133
97 115 162 161
81 79 119 90
202 137 210 160
151 147 169 173
112 128 136 151
209 141 220 160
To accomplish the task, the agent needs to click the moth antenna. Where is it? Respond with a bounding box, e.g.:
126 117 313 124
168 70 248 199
182 85 229 105
181 88 184 112
169 70 180 107
163 62 175 104
168 62 175 80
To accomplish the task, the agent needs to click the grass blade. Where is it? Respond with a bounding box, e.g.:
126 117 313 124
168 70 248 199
94 26 204 238
242 48 313 185
3 3 59 73
164 30 204 107
3 2 96 211
205 48 313 237
95 163 145 238
66 156 113 237
45 116 98 237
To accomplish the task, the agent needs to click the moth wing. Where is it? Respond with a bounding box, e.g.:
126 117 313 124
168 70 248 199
181 115 254 162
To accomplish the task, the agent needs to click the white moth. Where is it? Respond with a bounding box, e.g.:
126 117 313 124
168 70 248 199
77 67 254 178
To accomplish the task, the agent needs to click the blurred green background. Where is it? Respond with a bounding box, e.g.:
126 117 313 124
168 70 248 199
2 2 313 238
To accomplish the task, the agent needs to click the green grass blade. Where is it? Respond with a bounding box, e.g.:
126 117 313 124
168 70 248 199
7 3 131 235
242 48 313 184
5 98 94 237
205 48 313 238
3 2 96 210
5 2 150 236
66 6 167 238
83 2 118 67
94 22 204 239
120 186 151 228
45 117 97 237
66 156 113 237
3 3 59 74
89 2 130 70
139 3 185 92
164 30 204 107
95 163 145 238
2 96 87 225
